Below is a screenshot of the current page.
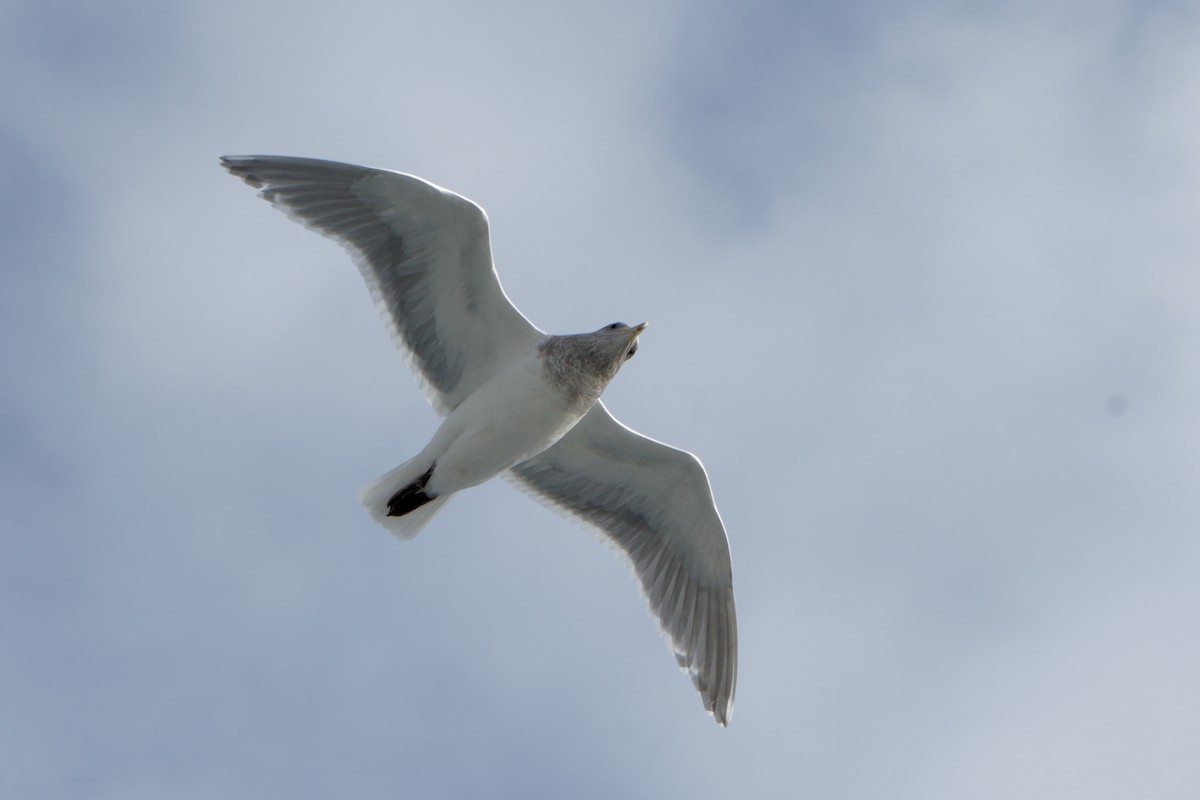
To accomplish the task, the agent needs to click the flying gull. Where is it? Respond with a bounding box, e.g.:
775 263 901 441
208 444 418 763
221 156 737 725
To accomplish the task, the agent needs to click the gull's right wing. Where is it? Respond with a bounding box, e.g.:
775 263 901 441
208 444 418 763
222 155 543 415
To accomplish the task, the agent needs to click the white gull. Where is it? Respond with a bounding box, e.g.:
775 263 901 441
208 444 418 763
221 156 737 725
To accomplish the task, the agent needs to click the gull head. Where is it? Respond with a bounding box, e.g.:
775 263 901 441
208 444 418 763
596 321 647 362
538 322 647 412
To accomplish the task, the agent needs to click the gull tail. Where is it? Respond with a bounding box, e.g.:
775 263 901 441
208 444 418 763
358 458 452 540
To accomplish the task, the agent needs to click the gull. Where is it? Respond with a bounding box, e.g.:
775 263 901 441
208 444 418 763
221 155 737 725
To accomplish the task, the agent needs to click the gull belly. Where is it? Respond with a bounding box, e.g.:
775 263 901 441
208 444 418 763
420 347 580 495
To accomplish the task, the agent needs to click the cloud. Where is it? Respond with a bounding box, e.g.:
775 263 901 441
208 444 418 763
1 1 1198 797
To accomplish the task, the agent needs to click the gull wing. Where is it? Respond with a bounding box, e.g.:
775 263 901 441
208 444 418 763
509 401 738 725
222 155 542 414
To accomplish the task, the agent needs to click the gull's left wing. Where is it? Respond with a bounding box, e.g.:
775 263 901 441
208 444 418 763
509 401 738 725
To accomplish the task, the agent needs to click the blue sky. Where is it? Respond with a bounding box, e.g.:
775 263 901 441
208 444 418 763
2 0 1198 797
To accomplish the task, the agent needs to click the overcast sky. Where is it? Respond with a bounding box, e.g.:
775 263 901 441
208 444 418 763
2 0 1198 797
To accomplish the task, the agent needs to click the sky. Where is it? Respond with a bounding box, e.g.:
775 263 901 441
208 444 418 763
2 0 1198 796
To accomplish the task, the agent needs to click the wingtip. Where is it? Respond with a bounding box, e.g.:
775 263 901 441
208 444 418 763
219 155 266 188
709 693 734 727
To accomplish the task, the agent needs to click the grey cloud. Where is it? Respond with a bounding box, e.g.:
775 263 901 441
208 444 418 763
2 0 1198 797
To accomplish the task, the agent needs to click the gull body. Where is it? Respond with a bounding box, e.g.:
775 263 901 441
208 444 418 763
221 155 737 725
361 324 646 537
421 346 577 493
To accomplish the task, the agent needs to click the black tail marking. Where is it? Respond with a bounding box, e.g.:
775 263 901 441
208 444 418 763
387 465 437 517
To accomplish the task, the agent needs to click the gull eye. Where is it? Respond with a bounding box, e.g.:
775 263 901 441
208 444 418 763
625 341 638 359
606 322 623 331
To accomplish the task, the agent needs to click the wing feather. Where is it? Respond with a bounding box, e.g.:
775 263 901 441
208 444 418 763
221 155 542 414
509 401 738 725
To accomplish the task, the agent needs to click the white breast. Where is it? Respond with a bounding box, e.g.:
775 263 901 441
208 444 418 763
422 350 587 494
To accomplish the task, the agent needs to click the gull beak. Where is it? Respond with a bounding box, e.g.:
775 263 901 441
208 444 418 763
622 322 647 360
